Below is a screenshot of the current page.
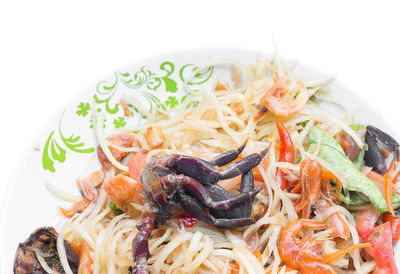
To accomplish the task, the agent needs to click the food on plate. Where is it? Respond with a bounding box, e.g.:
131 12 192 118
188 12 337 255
14 53 400 273
14 227 78 273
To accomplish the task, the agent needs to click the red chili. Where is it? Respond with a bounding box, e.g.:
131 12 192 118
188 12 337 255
276 118 295 190
382 212 400 243
178 214 197 228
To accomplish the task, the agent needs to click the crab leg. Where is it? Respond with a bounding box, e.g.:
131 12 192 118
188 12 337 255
209 171 255 219
176 192 258 228
132 208 156 274
162 174 261 210
208 141 247 166
240 171 254 216
219 148 268 180
172 148 268 185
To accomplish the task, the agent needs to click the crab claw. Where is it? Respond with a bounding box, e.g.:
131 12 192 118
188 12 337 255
219 148 269 180
365 125 400 174
209 140 248 167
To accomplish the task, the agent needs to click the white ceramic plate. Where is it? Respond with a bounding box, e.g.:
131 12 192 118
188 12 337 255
2 49 398 272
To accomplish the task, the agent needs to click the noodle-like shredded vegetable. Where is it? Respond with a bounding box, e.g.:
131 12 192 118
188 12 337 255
44 54 389 274
34 249 59 274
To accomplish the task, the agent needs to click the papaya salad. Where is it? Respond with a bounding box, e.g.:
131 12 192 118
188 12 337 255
14 53 400 274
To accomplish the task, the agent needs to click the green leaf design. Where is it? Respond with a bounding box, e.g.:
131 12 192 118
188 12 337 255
50 139 66 163
94 73 119 114
60 135 95 154
89 115 106 129
113 117 126 128
94 94 119 114
59 122 95 154
165 96 179 109
179 64 214 85
76 102 91 117
127 103 139 113
42 131 57 172
160 61 174 75
144 92 168 113
160 61 177 92
43 61 216 173
146 78 162 91
119 61 178 93
162 77 177 92
42 131 68 173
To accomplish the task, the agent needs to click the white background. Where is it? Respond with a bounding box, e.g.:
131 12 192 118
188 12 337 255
1 0 400 223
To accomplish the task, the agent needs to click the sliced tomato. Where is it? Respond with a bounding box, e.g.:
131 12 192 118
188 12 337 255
356 207 379 242
356 208 398 274
367 222 398 274
127 151 147 182
382 212 400 243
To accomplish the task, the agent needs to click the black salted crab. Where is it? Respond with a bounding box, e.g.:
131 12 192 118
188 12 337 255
14 227 78 274
364 125 400 174
132 143 268 273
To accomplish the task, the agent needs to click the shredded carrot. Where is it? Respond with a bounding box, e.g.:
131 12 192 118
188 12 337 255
59 199 90 218
229 262 240 274
367 170 398 191
254 249 263 263
394 173 399 185
385 174 396 217
290 183 301 194
324 242 371 263
120 99 132 117
367 170 385 183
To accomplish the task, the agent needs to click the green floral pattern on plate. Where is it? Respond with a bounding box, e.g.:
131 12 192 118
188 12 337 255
42 120 95 173
42 60 214 172
76 102 91 117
